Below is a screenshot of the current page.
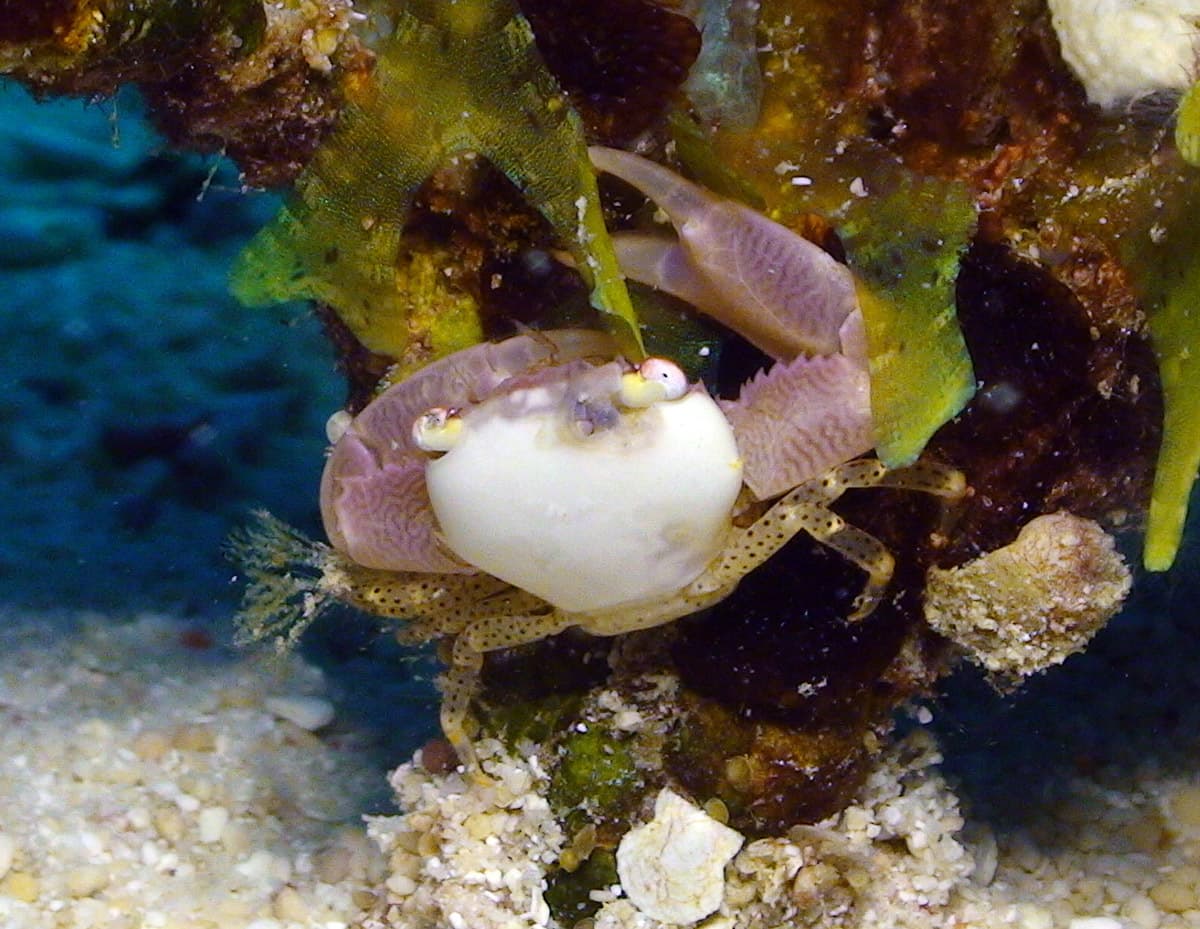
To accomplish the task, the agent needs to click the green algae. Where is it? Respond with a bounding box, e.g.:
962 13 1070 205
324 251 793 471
841 169 978 467
486 692 585 749
231 0 643 362
1132 173 1200 570
547 728 644 835
1177 82 1200 168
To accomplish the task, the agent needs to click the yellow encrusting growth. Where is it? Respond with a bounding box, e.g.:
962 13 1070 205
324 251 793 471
231 0 643 360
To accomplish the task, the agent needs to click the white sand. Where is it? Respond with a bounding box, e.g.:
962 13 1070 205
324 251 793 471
7 608 1200 929
0 611 388 929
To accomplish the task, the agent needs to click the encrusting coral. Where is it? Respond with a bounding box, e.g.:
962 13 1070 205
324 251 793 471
923 511 1132 677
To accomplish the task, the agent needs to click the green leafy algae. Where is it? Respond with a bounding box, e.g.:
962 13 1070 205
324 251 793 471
547 728 644 835
1133 175 1200 570
842 170 978 467
231 0 643 361
1177 81 1200 168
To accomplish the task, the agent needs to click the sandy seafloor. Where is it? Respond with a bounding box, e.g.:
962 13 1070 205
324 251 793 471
8 83 1200 929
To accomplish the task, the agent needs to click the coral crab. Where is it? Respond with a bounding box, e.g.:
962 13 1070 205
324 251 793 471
236 148 964 769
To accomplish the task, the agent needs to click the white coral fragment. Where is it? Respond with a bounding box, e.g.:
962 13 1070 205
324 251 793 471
616 788 745 925
1047 0 1200 107
923 511 1131 676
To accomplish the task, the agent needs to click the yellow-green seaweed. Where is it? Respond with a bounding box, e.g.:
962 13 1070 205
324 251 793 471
841 170 978 467
1176 80 1200 168
231 0 643 361
1138 178 1200 570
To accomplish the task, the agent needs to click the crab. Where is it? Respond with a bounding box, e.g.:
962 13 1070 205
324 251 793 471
238 149 964 770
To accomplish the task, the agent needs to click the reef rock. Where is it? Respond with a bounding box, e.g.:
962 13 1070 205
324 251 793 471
923 511 1132 677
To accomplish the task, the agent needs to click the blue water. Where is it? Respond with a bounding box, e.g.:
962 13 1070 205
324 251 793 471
0 82 340 617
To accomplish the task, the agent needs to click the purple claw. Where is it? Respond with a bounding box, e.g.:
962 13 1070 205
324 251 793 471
591 146 859 361
721 353 872 500
321 329 617 571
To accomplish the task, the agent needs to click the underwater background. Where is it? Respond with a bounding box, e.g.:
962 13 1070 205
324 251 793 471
0 81 442 763
8 19 1200 922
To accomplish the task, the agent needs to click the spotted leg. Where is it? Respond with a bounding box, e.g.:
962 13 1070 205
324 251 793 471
436 610 578 777
687 458 965 621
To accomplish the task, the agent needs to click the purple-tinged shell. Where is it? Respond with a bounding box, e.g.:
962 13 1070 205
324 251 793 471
321 329 617 572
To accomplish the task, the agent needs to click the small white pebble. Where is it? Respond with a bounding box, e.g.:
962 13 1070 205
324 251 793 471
265 695 335 731
1018 904 1055 929
176 793 201 813
65 864 109 898
0 833 15 880
198 806 230 844
1069 919 1125 929
126 807 152 831
272 886 312 922
1122 894 1162 929
237 850 280 882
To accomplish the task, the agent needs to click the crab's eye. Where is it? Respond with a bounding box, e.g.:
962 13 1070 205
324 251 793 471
619 357 688 407
413 407 463 453
639 358 688 400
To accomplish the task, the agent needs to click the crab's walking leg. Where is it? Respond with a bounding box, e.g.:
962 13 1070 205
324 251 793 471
438 662 483 773
687 459 966 621
440 611 578 777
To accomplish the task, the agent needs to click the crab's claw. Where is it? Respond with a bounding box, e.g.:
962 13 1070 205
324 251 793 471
590 146 859 362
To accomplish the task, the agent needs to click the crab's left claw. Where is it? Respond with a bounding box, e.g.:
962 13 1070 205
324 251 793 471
591 146 859 362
